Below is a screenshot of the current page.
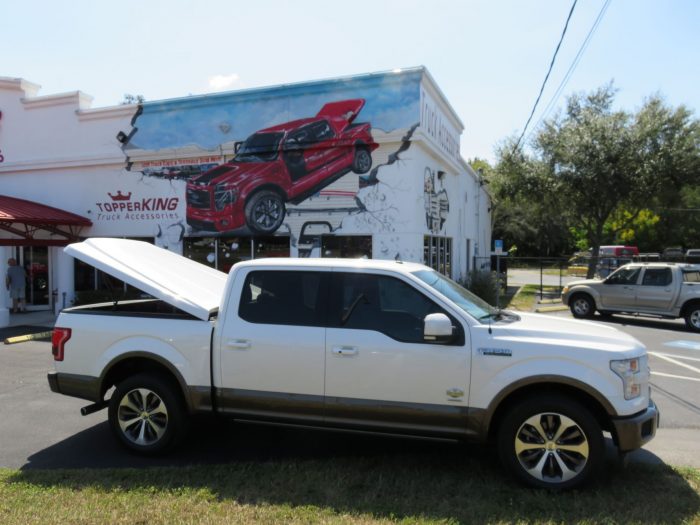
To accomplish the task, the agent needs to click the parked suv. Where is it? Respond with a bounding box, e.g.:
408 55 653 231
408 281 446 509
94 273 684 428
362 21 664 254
186 99 378 234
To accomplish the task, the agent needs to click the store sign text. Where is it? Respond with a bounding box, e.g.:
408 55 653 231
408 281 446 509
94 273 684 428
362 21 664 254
95 193 180 221
420 90 460 161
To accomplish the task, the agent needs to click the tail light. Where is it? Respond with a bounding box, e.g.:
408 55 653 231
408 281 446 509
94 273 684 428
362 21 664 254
52 327 71 361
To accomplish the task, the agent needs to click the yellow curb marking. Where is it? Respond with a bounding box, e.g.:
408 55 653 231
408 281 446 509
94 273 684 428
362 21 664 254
3 331 53 345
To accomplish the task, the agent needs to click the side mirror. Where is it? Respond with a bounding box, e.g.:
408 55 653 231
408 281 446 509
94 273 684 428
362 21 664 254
234 141 242 153
424 313 454 343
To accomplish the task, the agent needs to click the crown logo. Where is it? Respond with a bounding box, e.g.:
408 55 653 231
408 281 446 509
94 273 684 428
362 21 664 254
108 191 132 201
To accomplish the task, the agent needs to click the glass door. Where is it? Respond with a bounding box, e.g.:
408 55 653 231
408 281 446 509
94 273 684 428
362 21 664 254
17 246 51 310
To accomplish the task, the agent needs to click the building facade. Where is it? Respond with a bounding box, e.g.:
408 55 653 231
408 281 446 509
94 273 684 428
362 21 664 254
0 68 491 325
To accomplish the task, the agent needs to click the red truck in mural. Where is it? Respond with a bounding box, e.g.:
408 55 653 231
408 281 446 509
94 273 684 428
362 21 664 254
186 99 378 234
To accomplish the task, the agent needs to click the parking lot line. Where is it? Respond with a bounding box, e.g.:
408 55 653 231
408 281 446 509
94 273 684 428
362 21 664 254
664 340 700 351
651 352 700 363
651 371 700 382
649 351 700 375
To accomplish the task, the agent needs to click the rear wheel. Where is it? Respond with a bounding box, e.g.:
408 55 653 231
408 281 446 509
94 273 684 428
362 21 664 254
352 146 372 174
684 303 700 332
108 373 186 454
497 396 604 490
570 294 595 319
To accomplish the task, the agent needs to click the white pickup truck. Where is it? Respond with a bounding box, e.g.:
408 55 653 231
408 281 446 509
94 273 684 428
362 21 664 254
562 263 700 331
48 238 658 490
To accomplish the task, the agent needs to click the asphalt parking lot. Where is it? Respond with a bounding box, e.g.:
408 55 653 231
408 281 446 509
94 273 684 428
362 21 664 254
0 312 698 471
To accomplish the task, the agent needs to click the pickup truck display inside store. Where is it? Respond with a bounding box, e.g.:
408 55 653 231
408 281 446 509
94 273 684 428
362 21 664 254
48 239 658 490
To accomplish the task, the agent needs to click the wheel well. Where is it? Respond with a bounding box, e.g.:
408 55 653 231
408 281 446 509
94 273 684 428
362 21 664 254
354 140 368 149
681 299 700 317
487 383 612 441
244 184 286 205
100 357 188 410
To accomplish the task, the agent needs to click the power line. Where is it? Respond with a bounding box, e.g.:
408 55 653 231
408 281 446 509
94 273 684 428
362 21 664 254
526 0 612 142
513 0 578 153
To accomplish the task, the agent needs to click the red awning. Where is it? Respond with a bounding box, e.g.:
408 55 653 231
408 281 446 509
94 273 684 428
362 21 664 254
0 195 92 246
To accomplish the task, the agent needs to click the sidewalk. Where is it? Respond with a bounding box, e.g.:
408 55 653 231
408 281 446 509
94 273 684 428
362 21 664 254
0 310 57 340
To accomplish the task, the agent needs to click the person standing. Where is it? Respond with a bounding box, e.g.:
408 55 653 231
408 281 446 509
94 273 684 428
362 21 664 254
5 258 27 313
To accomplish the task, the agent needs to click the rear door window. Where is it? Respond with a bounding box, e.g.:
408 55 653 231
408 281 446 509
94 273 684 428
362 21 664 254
238 270 328 327
641 268 672 286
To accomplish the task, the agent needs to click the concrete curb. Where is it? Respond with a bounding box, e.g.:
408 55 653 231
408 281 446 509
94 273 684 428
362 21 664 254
4 331 53 345
534 305 569 313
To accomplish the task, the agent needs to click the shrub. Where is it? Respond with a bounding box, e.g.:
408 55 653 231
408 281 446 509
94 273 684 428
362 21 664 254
464 269 499 306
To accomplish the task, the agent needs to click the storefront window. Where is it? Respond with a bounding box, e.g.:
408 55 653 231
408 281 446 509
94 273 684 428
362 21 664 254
321 236 372 258
424 236 452 277
253 236 290 258
184 236 289 272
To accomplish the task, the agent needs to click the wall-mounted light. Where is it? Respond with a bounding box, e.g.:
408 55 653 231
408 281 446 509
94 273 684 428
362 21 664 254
437 170 446 180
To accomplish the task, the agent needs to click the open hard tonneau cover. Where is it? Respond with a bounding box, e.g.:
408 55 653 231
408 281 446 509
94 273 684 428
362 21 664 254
64 238 227 320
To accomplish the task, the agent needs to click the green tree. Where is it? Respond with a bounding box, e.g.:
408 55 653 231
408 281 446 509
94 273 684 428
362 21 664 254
496 84 700 276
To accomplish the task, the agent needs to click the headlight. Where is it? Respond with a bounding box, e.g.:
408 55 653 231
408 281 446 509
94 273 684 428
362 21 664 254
562 285 569 295
610 357 642 400
214 184 238 211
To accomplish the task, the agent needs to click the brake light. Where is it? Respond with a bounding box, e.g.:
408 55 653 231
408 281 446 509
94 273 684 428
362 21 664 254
52 327 71 361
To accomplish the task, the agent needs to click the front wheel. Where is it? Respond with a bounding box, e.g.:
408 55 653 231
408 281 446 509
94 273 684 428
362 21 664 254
108 373 186 454
685 304 700 332
245 190 286 234
569 294 595 319
497 396 604 490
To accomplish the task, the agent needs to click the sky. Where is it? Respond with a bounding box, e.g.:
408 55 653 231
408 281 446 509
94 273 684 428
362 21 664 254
2 0 698 163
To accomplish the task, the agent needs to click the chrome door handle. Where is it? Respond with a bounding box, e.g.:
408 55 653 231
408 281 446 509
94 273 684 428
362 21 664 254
226 339 251 349
332 346 358 357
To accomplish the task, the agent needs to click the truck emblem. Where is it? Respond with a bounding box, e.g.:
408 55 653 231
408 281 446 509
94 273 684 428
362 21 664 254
478 348 512 357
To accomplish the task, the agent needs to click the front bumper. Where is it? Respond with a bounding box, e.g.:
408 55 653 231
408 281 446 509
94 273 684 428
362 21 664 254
611 399 659 451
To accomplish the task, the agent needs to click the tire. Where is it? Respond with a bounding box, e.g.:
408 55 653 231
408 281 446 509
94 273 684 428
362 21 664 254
497 395 604 490
684 303 700 332
108 373 187 455
351 146 372 174
245 190 286 234
569 294 595 319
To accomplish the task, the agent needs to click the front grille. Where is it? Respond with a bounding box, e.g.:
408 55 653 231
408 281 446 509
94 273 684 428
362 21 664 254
187 188 212 209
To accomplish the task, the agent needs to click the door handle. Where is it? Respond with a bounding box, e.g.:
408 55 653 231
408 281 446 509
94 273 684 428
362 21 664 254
332 346 358 357
226 339 251 349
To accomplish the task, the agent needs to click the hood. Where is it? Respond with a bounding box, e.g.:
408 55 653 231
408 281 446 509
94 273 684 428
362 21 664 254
567 278 604 287
496 312 644 354
191 160 278 187
65 238 227 320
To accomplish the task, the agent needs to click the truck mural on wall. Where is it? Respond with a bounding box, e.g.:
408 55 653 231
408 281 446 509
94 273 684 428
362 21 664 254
185 99 378 234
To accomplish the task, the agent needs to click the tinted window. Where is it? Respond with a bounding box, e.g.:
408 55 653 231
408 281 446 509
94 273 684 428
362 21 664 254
642 268 672 286
331 273 458 344
606 267 640 285
683 271 700 283
239 271 327 327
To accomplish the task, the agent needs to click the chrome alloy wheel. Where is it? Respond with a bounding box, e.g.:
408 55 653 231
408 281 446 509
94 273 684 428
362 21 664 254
354 149 371 172
689 309 700 330
253 197 282 229
118 388 169 446
572 297 591 316
514 412 589 483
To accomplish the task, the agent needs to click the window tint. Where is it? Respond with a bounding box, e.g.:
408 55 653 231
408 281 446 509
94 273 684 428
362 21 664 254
642 268 672 287
238 271 327 326
606 267 640 285
331 273 458 344
683 271 700 283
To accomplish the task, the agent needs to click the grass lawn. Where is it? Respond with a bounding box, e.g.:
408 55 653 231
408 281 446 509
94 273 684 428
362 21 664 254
505 285 561 312
1 455 699 524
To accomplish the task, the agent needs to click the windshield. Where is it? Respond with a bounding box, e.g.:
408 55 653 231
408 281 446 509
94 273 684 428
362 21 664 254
412 269 498 321
235 132 284 162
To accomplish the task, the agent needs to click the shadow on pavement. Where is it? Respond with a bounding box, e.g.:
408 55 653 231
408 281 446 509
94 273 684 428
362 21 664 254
13 418 700 523
591 313 690 333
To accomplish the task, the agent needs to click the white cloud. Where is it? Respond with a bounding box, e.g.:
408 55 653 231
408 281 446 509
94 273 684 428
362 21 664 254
208 73 242 91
